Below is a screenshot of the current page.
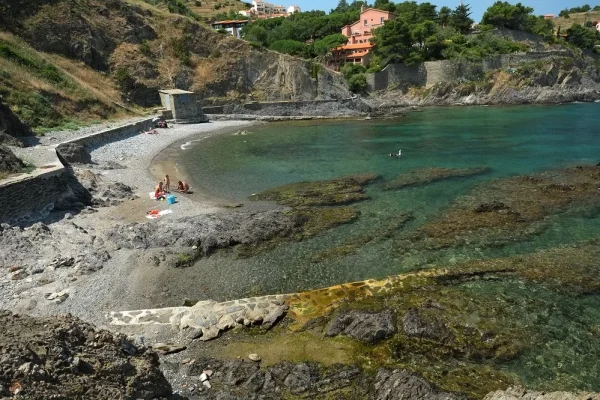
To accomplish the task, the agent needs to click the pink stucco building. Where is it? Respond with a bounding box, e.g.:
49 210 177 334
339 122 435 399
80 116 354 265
331 6 395 69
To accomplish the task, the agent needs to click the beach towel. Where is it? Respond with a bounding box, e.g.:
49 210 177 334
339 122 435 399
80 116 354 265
145 209 173 219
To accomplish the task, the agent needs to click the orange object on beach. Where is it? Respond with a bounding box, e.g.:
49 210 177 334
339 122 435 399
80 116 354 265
147 209 160 215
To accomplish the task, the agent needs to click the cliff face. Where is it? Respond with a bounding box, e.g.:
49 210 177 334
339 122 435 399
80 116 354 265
0 0 350 113
368 54 600 108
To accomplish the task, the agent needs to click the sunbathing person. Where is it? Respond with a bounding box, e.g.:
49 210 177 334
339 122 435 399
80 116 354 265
176 181 189 193
141 128 158 135
154 182 166 200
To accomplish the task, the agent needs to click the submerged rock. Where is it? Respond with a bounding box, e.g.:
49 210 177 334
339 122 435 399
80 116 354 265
399 165 600 251
250 173 380 207
326 309 397 344
383 167 491 190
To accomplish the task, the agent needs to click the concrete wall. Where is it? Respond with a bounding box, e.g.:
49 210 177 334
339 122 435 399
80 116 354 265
367 51 571 92
0 117 155 225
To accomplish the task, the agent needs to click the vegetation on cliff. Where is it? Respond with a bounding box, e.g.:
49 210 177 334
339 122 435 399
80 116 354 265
0 0 350 130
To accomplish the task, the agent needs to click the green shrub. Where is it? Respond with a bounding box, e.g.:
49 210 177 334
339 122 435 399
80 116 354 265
310 62 321 79
269 40 309 57
214 3 222 9
7 91 63 129
340 63 366 80
139 41 153 57
0 41 69 86
347 72 367 93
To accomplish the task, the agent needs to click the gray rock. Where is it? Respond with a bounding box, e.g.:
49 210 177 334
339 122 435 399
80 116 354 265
326 309 397 344
0 132 24 147
152 342 187 355
283 363 317 394
57 142 92 164
402 308 451 341
0 145 25 173
248 353 261 362
483 386 600 400
373 368 464 400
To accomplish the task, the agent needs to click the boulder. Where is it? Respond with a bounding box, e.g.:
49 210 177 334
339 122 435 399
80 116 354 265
401 308 451 341
325 309 397 344
57 142 92 164
0 131 24 147
483 386 600 400
373 368 464 400
0 102 33 137
0 145 25 173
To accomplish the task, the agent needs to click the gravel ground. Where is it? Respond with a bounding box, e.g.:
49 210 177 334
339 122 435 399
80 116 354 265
1 119 257 327
89 120 256 217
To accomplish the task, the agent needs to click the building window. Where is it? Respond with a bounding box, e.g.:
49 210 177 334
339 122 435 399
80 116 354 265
364 19 367 25
381 17 384 23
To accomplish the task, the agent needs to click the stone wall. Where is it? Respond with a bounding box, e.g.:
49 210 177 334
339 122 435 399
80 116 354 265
0 117 155 225
0 166 73 225
367 51 571 92
203 98 362 116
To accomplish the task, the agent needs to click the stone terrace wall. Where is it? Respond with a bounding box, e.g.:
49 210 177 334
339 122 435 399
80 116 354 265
203 98 357 115
0 117 154 225
367 51 571 92
0 166 72 225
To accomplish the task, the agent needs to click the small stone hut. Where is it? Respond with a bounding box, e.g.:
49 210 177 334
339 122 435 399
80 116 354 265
158 89 207 123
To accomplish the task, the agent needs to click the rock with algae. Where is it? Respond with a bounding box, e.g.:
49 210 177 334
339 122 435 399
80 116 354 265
250 173 380 207
399 165 600 251
383 167 491 190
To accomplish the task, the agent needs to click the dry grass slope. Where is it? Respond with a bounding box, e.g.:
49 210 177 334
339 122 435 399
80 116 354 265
553 11 600 32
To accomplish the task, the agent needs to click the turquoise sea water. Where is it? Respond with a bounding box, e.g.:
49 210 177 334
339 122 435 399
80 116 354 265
174 103 600 391
178 104 600 292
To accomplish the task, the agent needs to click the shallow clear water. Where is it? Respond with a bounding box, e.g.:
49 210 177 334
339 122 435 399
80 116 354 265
179 104 600 293
174 104 600 391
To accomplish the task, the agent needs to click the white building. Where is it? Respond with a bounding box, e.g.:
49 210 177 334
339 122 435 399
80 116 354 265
211 19 250 39
287 5 301 14
250 0 291 16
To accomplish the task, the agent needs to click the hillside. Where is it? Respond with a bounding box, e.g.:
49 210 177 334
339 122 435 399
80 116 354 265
553 11 600 33
0 0 350 131
134 0 251 21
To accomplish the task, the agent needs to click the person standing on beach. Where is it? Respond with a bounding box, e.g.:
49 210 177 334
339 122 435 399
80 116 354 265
164 175 171 192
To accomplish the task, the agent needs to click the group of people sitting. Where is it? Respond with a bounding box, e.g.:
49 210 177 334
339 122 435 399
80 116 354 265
154 174 190 200
141 117 170 135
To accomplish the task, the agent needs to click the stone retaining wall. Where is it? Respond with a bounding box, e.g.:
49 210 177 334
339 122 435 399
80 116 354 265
367 51 571 91
0 166 72 225
0 117 154 225
204 98 357 115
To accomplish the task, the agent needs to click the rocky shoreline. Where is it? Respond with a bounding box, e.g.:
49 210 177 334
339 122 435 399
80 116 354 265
2 117 600 399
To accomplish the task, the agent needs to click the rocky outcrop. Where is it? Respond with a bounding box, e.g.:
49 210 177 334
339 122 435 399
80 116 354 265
0 311 172 399
0 101 33 138
162 356 462 399
369 55 600 108
0 0 351 109
0 145 25 173
325 309 397 344
484 387 600 400
106 210 299 255
383 167 491 190
56 143 92 164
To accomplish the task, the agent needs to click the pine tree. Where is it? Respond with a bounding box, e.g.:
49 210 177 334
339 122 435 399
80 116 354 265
449 4 474 34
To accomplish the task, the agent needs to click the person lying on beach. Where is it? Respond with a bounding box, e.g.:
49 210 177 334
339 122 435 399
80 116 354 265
175 180 190 193
154 182 166 200
141 128 158 135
